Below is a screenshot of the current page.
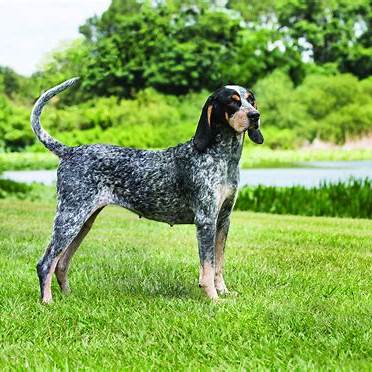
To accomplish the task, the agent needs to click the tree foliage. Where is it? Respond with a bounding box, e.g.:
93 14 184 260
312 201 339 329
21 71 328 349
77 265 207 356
0 0 371 152
275 0 372 78
63 0 300 97
27 0 371 99
79 4 242 96
255 70 372 147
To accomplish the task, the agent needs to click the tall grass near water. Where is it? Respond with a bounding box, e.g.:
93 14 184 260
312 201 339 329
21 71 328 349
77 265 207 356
235 178 372 219
1 175 371 219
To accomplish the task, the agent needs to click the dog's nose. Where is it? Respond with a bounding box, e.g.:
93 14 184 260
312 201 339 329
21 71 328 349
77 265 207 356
248 111 260 121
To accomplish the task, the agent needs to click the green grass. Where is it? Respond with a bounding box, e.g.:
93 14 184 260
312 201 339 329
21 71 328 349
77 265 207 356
0 200 371 369
0 152 59 171
240 147 372 168
1 147 372 171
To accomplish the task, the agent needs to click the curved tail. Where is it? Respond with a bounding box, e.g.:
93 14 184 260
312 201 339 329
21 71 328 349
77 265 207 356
30 77 80 157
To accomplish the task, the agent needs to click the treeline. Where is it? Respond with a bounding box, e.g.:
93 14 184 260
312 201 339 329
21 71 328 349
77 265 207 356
0 0 371 152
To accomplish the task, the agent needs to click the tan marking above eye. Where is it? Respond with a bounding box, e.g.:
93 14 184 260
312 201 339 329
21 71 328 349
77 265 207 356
207 105 213 126
231 94 241 101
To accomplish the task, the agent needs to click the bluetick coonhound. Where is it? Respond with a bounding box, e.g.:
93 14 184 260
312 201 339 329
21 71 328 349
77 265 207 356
31 78 263 303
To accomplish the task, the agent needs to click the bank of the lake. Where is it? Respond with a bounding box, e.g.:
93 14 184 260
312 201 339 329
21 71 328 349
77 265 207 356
2 160 372 188
1 147 372 171
1 175 371 219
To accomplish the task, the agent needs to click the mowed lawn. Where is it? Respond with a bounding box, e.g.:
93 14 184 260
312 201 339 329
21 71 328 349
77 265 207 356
0 200 371 370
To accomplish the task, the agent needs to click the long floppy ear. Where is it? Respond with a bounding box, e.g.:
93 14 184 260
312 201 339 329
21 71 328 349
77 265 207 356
248 128 264 144
194 97 216 151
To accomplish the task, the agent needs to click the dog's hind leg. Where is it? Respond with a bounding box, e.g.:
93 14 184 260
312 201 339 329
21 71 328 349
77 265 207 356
195 212 218 300
36 198 100 304
55 207 104 294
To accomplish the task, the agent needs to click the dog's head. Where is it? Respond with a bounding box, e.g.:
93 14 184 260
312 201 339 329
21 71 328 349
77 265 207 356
194 85 263 151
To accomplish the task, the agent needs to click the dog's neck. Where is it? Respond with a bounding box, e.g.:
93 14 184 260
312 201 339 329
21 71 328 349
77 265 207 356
211 123 244 165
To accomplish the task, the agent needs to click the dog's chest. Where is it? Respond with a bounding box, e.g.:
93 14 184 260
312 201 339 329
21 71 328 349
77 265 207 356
216 182 237 208
220 157 240 204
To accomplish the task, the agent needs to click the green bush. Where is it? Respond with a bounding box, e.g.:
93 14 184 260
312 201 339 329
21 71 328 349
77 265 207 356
0 71 371 152
0 95 35 150
298 74 372 143
235 178 372 219
258 126 300 150
0 179 55 201
26 89 205 150
0 179 31 199
255 71 372 146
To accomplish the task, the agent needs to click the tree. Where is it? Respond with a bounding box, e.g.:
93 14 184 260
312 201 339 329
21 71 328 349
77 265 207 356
275 0 372 78
29 39 89 105
0 66 21 97
79 3 244 96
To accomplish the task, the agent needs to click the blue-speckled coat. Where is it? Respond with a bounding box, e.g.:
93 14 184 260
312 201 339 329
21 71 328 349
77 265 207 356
31 78 262 302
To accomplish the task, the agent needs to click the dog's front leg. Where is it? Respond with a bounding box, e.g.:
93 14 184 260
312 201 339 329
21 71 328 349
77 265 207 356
215 217 230 295
195 215 218 300
214 197 235 295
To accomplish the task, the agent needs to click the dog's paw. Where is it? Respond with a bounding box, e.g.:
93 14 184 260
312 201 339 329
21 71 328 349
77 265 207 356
215 277 230 296
216 285 229 295
40 296 53 305
200 285 219 301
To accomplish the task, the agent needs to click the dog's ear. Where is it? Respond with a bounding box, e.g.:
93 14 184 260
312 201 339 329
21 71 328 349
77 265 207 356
248 128 264 144
194 97 216 152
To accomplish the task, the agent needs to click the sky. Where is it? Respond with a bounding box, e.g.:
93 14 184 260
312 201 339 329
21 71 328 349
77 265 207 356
0 0 111 76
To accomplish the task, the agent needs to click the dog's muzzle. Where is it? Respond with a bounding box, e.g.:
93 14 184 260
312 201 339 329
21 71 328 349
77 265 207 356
247 111 260 128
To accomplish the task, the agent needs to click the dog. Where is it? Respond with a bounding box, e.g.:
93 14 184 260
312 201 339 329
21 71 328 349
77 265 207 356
31 78 263 303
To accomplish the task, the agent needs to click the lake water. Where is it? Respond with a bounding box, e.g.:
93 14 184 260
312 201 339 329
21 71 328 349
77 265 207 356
240 160 372 187
2 160 372 188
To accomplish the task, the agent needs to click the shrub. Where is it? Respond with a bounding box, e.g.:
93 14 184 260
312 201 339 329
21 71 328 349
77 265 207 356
1 71 371 152
235 178 372 219
254 71 372 146
27 89 205 150
0 179 55 201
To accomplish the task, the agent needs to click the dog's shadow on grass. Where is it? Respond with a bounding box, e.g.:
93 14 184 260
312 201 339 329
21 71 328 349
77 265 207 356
73 259 200 301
